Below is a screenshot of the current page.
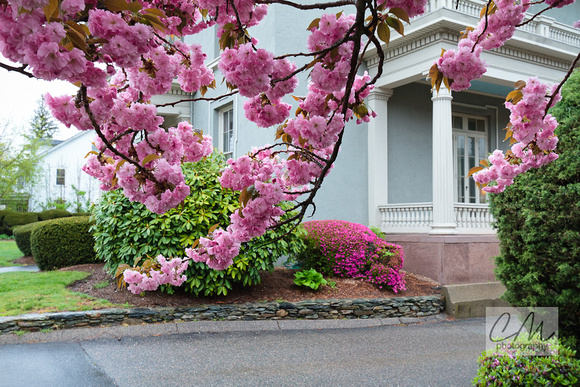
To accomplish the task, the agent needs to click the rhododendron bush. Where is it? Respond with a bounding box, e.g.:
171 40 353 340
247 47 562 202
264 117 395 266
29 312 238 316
294 220 406 293
0 0 578 293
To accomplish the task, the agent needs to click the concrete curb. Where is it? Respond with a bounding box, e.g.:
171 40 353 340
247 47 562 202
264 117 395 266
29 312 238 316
0 313 451 345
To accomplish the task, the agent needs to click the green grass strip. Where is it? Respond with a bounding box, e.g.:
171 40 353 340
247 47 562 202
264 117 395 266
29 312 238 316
0 240 22 267
0 271 117 317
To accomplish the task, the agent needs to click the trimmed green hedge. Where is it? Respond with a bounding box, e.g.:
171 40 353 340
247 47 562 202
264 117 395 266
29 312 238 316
31 216 99 271
0 210 12 235
38 209 72 221
3 212 39 235
13 222 40 256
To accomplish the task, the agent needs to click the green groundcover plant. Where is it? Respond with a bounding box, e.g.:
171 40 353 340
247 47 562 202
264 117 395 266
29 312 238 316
473 334 580 386
293 268 328 291
294 220 405 293
489 70 580 352
92 153 305 296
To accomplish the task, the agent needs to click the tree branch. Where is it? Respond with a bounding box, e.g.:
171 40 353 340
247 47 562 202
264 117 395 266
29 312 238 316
545 52 580 116
255 0 355 10
0 62 34 78
155 91 238 108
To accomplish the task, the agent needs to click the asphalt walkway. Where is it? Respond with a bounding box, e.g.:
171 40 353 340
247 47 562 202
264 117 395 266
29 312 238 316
0 316 487 386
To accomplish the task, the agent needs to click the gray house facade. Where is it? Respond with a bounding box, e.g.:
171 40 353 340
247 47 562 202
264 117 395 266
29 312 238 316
183 0 580 284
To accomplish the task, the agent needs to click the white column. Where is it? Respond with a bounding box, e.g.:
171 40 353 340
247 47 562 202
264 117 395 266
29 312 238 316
430 87 457 234
367 89 393 228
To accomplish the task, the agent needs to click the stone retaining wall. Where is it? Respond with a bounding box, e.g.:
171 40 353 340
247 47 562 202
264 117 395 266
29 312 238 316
0 296 444 334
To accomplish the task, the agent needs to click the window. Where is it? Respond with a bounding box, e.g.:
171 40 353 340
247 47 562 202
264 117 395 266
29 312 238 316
56 169 65 186
219 107 234 159
453 114 487 204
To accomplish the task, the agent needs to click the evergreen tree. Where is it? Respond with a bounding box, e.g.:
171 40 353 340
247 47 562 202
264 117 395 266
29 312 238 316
29 96 58 140
489 70 580 351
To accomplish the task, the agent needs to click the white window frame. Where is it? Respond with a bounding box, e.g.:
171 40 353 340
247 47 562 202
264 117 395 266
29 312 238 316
219 106 234 159
452 114 488 204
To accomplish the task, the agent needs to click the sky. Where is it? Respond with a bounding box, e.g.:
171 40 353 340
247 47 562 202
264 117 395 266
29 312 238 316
0 55 79 142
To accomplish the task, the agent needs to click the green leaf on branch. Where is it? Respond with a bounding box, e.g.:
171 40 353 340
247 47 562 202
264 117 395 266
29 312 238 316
103 0 130 12
43 0 59 22
377 21 390 44
307 18 321 31
141 154 161 165
386 17 404 36
389 8 410 24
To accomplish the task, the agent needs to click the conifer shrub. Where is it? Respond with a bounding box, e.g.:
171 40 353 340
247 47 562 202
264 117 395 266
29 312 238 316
294 220 405 292
38 209 72 221
13 222 41 256
91 153 306 296
489 70 580 351
30 216 98 270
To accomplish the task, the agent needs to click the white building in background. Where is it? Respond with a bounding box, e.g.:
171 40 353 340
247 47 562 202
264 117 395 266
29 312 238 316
29 82 192 212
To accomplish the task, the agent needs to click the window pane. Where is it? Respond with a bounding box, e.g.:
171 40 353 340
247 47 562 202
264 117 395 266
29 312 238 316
56 169 65 185
457 135 465 202
468 137 475 203
477 119 485 132
468 118 476 131
453 116 463 130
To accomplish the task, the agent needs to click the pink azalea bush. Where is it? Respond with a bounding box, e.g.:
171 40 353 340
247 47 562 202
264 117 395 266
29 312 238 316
295 220 406 293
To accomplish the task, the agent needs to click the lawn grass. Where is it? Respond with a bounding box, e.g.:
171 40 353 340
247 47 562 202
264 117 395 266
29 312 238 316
0 240 23 267
0 271 119 316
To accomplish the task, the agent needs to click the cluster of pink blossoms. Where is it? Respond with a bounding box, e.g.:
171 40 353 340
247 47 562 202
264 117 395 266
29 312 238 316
123 255 189 294
472 78 561 193
220 42 298 127
437 0 530 91
378 0 428 17
0 2 218 214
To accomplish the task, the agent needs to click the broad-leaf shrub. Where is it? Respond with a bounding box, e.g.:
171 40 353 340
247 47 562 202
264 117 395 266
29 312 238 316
31 216 98 270
489 70 580 352
295 220 405 292
473 335 580 386
92 154 305 296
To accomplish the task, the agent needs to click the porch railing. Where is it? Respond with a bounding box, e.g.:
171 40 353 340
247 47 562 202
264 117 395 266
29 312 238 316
420 0 579 46
454 203 494 230
378 202 494 232
379 203 433 230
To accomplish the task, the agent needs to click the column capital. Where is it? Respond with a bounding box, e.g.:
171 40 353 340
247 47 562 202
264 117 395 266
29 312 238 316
368 89 393 102
431 87 452 101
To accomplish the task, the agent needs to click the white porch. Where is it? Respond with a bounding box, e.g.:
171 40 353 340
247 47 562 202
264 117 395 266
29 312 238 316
365 0 580 236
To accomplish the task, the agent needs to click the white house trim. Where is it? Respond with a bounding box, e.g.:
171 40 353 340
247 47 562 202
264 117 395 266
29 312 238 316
367 88 393 227
430 87 457 234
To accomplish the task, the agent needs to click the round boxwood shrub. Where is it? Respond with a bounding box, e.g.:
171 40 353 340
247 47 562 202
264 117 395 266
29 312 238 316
489 70 580 351
31 216 98 270
294 220 406 292
38 209 72 221
13 222 41 256
91 153 306 296
473 335 580 386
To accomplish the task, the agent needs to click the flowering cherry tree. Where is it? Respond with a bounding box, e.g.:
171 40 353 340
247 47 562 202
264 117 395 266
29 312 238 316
0 0 578 293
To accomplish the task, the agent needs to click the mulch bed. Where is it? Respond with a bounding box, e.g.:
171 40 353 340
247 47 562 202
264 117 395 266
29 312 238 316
13 256 442 309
